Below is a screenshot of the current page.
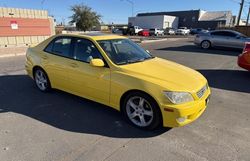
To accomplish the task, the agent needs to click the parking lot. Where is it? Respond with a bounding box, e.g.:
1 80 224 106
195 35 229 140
0 37 250 161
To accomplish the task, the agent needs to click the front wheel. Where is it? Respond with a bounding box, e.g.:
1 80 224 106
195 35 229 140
201 40 211 49
122 92 162 130
34 68 51 92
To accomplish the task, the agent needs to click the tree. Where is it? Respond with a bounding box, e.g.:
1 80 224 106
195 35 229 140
69 4 101 32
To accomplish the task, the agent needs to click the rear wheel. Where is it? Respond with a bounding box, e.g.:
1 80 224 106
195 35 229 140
34 68 51 92
201 40 211 49
122 92 162 130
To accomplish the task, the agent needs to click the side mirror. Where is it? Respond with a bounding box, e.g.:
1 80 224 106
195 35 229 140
90 59 105 67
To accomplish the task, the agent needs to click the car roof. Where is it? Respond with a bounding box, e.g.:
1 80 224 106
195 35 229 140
56 32 127 41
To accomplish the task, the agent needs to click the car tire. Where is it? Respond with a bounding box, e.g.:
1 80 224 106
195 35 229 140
201 40 211 49
122 92 162 130
34 68 51 92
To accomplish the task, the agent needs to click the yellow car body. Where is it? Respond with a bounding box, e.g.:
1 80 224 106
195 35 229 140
25 33 211 128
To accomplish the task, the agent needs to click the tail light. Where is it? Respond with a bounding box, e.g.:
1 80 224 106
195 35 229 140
243 43 250 54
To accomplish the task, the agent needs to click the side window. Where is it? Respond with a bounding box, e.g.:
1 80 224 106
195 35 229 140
44 37 72 58
73 38 102 63
211 31 236 37
44 41 53 53
211 31 222 36
52 38 72 57
224 32 237 37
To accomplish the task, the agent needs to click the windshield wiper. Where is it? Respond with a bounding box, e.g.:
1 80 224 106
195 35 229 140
117 57 155 65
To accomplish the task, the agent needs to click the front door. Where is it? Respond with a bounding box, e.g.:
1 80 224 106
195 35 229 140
68 38 111 105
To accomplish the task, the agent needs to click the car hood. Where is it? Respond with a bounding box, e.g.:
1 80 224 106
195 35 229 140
120 57 207 92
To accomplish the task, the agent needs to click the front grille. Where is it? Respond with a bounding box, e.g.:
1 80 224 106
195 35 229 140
197 85 207 98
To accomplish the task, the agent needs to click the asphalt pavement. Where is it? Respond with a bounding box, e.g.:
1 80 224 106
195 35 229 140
0 38 250 161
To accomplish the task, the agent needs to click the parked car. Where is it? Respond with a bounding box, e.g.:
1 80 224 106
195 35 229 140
194 30 250 49
138 29 150 36
238 42 250 71
123 26 143 35
190 28 208 35
25 33 211 130
149 28 164 36
175 27 190 35
165 28 176 35
112 28 123 34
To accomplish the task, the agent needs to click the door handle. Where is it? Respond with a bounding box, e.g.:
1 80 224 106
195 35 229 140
42 55 48 60
70 63 78 68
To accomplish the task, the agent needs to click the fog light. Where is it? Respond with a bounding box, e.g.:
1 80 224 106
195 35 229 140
176 116 187 123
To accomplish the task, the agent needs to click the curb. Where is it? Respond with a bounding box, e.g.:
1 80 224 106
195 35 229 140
140 38 169 43
141 38 189 43
0 52 26 58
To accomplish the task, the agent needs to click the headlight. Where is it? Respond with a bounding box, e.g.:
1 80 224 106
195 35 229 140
164 92 194 104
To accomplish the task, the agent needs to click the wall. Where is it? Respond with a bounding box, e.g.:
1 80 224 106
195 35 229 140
137 10 231 29
163 16 179 29
219 26 250 37
128 15 178 29
0 7 55 47
137 10 200 29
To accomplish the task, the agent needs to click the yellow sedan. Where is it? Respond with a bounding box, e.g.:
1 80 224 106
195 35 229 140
25 33 211 130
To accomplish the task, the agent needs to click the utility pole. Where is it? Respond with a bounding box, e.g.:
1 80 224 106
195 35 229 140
237 0 244 26
246 7 250 26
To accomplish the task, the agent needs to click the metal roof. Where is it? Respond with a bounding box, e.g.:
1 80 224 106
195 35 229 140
199 11 231 21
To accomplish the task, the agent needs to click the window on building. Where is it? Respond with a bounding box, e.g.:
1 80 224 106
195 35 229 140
192 16 196 22
183 18 186 22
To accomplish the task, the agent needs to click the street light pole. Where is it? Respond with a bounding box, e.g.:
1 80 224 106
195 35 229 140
41 0 46 9
121 0 134 17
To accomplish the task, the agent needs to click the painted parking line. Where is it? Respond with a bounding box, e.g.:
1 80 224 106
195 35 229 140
0 53 26 58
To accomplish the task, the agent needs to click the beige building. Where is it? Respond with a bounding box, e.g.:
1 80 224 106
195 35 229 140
0 7 55 47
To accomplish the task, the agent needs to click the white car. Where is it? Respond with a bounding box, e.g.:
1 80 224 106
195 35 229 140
176 27 190 35
165 28 176 35
149 28 164 36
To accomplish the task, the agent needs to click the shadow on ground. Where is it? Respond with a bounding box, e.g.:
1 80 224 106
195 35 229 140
0 75 169 138
157 45 241 57
199 69 250 93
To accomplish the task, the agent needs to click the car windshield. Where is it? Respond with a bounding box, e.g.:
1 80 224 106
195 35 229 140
98 39 154 65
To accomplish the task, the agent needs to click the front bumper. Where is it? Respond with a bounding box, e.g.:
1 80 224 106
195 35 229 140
194 38 202 46
160 87 211 127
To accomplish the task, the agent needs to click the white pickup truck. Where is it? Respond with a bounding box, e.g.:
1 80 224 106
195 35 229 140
126 26 143 35
175 27 190 35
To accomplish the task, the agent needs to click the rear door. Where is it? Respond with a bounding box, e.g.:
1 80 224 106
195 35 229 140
210 31 239 48
42 36 74 91
210 31 227 47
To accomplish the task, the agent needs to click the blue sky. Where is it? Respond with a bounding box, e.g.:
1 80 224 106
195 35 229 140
0 0 247 24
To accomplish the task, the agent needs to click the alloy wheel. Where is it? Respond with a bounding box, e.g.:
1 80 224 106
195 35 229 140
126 96 154 127
201 41 210 49
35 70 48 91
